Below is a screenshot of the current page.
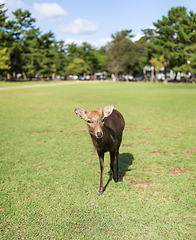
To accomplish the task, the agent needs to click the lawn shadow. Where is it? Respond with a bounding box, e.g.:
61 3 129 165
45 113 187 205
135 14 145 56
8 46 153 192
118 153 134 180
103 153 134 193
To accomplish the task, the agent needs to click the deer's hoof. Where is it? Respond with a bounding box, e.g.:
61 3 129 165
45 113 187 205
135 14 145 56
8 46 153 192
98 191 103 195
113 175 117 182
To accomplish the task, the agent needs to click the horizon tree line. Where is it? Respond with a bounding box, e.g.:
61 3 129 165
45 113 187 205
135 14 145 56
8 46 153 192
0 4 196 82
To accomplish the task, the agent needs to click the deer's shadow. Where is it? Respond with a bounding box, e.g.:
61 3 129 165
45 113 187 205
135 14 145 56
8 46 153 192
103 153 134 193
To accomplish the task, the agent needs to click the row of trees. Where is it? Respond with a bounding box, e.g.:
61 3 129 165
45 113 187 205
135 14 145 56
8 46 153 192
140 6 196 82
1 4 196 82
0 4 107 80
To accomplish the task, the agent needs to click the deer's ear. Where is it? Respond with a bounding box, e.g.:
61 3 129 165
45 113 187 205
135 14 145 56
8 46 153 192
103 105 114 118
75 108 87 120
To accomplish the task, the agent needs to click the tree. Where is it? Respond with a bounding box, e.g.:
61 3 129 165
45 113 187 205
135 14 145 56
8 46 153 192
52 40 67 78
0 48 10 72
95 46 107 72
7 9 38 79
106 30 140 80
21 26 41 79
138 28 156 80
149 55 166 82
66 58 90 76
0 3 11 48
0 4 14 78
65 42 101 76
143 6 196 81
22 30 55 79
78 42 99 75
37 31 55 78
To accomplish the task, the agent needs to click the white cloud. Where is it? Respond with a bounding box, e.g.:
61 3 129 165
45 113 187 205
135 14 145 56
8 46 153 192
89 37 112 48
132 26 156 42
64 38 85 46
132 33 144 42
56 37 112 49
1 0 24 18
0 0 24 8
59 18 99 35
149 25 156 29
33 3 68 22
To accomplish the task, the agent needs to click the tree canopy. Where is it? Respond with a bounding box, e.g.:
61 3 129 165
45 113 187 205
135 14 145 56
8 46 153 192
0 48 10 71
106 30 141 79
142 6 196 81
0 4 196 81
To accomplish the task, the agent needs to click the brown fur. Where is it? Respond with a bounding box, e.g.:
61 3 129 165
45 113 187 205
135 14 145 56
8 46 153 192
75 105 125 195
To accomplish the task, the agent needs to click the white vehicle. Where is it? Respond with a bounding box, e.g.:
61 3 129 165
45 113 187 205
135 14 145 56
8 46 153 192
72 75 78 80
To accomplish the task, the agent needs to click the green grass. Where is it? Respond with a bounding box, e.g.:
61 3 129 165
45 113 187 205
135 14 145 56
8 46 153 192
0 82 196 239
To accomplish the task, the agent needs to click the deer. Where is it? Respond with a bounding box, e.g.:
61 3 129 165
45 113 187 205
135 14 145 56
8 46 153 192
74 105 125 195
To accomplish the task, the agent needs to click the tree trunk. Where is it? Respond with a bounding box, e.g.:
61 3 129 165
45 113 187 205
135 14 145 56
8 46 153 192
163 67 168 83
192 73 195 84
150 68 154 82
114 72 117 81
7 73 10 80
155 72 158 83
22 72 27 80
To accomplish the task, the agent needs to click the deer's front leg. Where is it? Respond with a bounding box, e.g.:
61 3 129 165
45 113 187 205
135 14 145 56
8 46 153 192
98 151 104 195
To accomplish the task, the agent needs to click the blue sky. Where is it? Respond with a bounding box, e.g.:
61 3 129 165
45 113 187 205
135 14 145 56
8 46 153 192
1 0 196 48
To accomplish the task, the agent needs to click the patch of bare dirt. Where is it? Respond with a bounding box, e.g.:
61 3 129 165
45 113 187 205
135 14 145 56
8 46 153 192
38 109 48 112
143 128 152 132
125 123 139 132
138 168 149 172
77 126 85 130
20 118 38 120
25 130 54 135
158 163 163 167
125 129 132 132
132 161 142 165
151 151 165 155
127 123 138 126
183 148 196 158
0 80 108 91
16 92 51 95
129 179 152 186
184 152 193 158
122 144 132 148
168 167 189 175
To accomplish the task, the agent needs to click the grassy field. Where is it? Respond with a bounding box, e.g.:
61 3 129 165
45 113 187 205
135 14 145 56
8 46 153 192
0 81 196 239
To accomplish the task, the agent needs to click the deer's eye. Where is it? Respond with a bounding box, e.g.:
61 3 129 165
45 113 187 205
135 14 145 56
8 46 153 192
102 118 104 122
87 120 91 123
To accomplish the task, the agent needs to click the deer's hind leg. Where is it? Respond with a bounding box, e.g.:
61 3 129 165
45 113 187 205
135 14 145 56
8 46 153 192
110 151 117 182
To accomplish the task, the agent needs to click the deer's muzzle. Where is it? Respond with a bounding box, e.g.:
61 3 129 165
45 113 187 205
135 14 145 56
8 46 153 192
96 132 103 138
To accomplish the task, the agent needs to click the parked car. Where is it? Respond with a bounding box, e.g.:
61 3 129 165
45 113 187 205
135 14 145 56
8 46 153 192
79 76 87 80
96 74 106 80
122 75 134 81
72 75 78 80
167 78 174 82
95 72 106 80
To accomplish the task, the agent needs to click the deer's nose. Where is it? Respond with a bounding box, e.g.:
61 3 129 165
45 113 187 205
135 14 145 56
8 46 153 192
96 132 103 138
